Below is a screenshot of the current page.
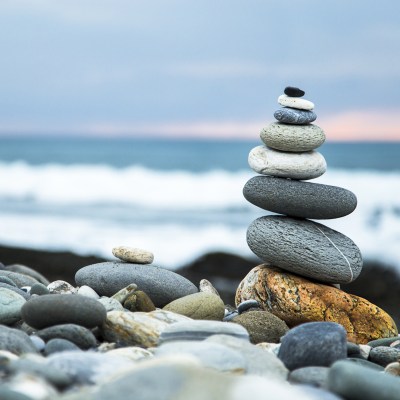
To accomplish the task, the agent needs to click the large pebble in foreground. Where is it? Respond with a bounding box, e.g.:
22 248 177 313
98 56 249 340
21 294 107 329
248 145 326 180
75 262 198 307
235 265 398 344
243 176 357 219
260 122 325 152
247 216 362 283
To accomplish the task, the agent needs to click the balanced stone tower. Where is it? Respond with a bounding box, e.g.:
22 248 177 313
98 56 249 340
236 86 397 344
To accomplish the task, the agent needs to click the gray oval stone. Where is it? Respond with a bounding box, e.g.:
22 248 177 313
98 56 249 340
5 264 50 286
44 338 82 355
0 325 38 355
21 294 107 329
75 262 198 307
247 216 363 284
260 122 325 152
243 176 357 219
0 271 38 287
274 107 317 124
0 288 26 325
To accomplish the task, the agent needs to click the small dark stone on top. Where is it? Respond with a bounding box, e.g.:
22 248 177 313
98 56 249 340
284 86 305 97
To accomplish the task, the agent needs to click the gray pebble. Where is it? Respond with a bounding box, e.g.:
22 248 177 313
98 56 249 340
0 271 38 287
0 276 17 287
343 357 384 371
367 336 400 348
4 264 50 285
0 325 38 355
0 288 26 325
237 300 260 314
369 346 400 367
30 283 50 296
44 338 82 355
289 366 329 387
29 335 46 352
274 107 317 124
0 283 30 300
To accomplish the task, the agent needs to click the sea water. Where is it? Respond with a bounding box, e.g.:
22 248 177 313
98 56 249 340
0 137 399 270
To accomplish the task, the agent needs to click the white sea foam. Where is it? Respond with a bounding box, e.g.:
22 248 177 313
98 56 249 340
0 161 399 271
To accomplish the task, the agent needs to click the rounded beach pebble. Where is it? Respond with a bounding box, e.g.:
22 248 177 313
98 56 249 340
75 262 198 307
21 294 107 329
260 122 325 152
247 215 363 284
274 107 317 124
248 145 326 180
278 94 314 110
235 264 398 344
243 176 357 219
112 246 154 264
284 86 305 97
0 287 26 325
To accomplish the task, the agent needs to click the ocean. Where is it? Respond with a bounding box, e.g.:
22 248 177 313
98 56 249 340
0 137 399 271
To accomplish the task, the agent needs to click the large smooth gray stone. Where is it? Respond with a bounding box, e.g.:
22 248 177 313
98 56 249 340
247 216 363 284
328 360 400 400
0 287 26 325
243 176 357 219
0 325 38 355
75 262 198 307
274 107 317 124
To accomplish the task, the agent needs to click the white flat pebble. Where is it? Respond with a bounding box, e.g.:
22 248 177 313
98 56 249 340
278 94 314 110
112 246 154 264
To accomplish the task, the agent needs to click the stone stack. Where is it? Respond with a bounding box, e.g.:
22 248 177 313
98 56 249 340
236 86 397 344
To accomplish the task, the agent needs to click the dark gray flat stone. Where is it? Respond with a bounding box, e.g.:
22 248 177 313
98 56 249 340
21 294 107 329
243 176 357 219
278 322 347 371
274 107 316 124
75 262 198 307
247 216 363 284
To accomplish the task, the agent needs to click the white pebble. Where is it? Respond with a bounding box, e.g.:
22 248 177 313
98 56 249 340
47 280 77 294
278 94 314 110
78 285 100 299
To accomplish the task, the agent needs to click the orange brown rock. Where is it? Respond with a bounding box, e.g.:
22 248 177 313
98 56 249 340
235 264 398 344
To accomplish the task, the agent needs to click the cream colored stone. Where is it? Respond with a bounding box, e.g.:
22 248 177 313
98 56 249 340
278 94 314 110
112 246 154 264
248 145 326 180
111 283 137 303
199 279 221 297
385 362 400 376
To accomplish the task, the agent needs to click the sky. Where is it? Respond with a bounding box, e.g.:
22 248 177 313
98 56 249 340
0 0 399 140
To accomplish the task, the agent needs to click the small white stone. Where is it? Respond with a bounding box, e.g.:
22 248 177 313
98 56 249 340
47 280 77 294
78 285 100 299
278 94 314 110
112 246 154 264
199 279 221 297
248 145 327 180
359 344 371 359
256 342 281 356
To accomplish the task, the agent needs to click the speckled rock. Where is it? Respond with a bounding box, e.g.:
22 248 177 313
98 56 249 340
232 311 289 344
0 325 38 355
112 246 154 264
248 145 326 180
123 290 156 312
4 264 50 286
111 284 138 303
101 310 191 348
278 94 314 110
369 346 400 367
236 265 398 344
21 294 107 329
47 280 77 294
274 107 317 124
260 122 325 152
247 216 363 284
75 262 198 307
163 292 225 320
243 176 357 219
0 287 26 325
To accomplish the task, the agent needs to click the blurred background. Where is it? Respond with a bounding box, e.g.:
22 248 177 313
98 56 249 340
0 0 399 272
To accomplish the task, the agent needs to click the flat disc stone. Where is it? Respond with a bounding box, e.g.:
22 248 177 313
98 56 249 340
274 107 317 124
243 176 357 219
75 262 198 307
278 94 314 110
248 145 326 180
246 216 363 284
260 122 325 152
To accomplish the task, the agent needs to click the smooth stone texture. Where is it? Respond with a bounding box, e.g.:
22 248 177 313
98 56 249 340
232 311 289 344
248 145 326 180
0 325 38 355
385 361 400 376
112 246 154 264
278 322 347 370
368 336 400 348
0 283 30 300
0 276 17 286
98 296 125 312
0 288 26 325
328 359 400 400
30 282 50 296
289 366 329 387
159 320 250 344
247 216 363 284
105 346 153 362
260 122 325 152
21 294 107 329
0 388 34 400
77 285 99 299
0 271 38 287
75 261 198 307
102 310 191 348
278 94 314 110
36 324 97 349
206 334 288 380
274 107 317 124
123 290 156 312
284 86 305 97
29 335 46 351
237 299 260 314
369 346 400 367
5 264 50 286
345 357 385 371
243 176 357 219
44 338 81 355
111 283 138 303
47 280 77 294
163 292 225 320
156 341 247 373
236 265 397 344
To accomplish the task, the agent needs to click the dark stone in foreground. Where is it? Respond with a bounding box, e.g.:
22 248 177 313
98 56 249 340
284 86 305 97
278 322 347 370
21 294 107 329
75 262 198 307
328 359 400 400
243 176 357 219
274 107 316 124
247 216 363 284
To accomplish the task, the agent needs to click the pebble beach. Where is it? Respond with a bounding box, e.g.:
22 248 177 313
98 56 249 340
1 87 400 400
